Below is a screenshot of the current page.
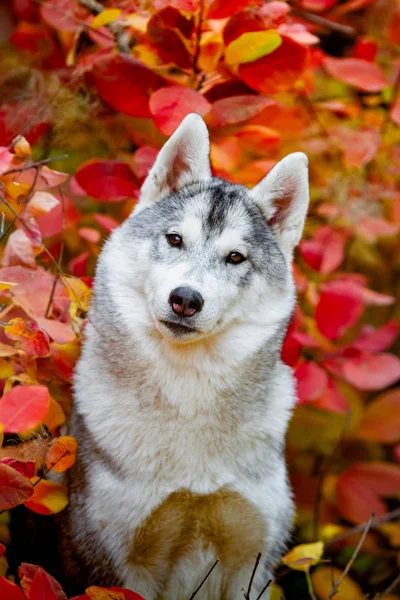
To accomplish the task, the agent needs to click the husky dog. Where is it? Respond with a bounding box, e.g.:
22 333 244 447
61 114 309 599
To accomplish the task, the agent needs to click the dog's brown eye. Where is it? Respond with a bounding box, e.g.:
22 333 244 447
167 234 183 247
227 252 246 264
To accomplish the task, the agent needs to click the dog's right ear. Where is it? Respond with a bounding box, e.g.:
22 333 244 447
137 113 211 211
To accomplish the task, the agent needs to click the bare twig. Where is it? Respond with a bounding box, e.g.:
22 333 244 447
326 507 400 546
44 187 65 318
374 571 400 600
328 512 375 599
245 553 262 599
255 579 272 600
189 559 219 599
291 7 356 37
3 155 69 175
77 0 130 53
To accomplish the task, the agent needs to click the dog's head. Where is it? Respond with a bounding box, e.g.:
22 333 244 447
100 114 309 345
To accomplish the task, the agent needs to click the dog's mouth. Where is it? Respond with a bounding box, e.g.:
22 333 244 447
159 320 198 335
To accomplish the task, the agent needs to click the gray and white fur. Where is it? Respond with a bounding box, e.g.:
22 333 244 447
60 114 310 599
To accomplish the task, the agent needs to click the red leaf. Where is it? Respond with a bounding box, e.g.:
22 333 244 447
295 362 328 404
390 92 400 127
211 96 275 126
315 281 364 340
300 0 339 10
35 318 76 345
313 379 349 413
342 353 400 391
0 577 26 600
323 57 388 93
331 126 381 169
150 87 211 136
40 0 80 32
208 0 262 19
352 320 398 353
342 462 400 496
353 38 378 62
69 251 90 278
0 463 33 510
0 543 4 557
92 54 165 118
300 226 345 274
0 385 51 433
93 214 119 234
78 227 101 244
147 8 194 69
36 193 80 239
2 229 36 269
75 160 138 201
337 472 386 524
19 564 67 600
359 388 400 444
0 147 14 176
239 36 308 94
0 458 36 479
131 147 159 182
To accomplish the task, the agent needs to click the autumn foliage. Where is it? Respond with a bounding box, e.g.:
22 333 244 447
0 0 399 598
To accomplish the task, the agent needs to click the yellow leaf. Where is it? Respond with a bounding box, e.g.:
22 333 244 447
65 276 91 312
312 566 364 600
91 8 122 29
0 359 14 380
13 136 31 158
0 281 18 290
282 541 324 572
270 582 285 600
225 30 282 65
4 181 30 202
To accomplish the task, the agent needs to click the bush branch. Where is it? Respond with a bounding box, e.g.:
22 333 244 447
328 512 375 599
189 559 219 599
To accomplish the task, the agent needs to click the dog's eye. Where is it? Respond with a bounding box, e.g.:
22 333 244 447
226 252 246 265
166 233 183 247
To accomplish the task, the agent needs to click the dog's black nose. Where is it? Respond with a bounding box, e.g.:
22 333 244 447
169 287 204 318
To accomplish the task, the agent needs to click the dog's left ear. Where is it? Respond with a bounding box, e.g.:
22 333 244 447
138 113 211 210
250 152 309 257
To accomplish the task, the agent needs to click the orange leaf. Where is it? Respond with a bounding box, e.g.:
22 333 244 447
45 436 78 473
24 478 68 515
358 389 400 443
0 385 50 433
5 318 50 356
312 566 364 600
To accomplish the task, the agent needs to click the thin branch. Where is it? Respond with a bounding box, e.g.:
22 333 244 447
255 579 272 600
245 553 262 600
326 507 400 547
77 0 130 53
374 571 400 600
3 155 69 175
292 6 356 37
189 559 219 599
44 187 65 318
328 512 375 599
